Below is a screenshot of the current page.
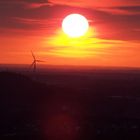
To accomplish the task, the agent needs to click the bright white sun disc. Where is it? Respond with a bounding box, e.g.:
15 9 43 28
62 14 89 37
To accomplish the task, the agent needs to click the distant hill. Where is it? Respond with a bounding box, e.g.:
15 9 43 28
0 71 51 138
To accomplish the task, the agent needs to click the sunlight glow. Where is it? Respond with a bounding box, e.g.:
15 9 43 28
44 27 125 58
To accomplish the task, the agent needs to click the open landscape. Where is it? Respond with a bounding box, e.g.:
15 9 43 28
0 66 140 140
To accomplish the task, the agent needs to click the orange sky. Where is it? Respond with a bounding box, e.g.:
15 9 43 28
0 0 140 67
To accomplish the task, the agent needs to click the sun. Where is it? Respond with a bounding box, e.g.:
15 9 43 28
62 14 89 38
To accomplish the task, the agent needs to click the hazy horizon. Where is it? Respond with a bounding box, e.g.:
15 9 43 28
1 63 140 72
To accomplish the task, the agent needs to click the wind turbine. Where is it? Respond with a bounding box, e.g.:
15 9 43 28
30 51 45 72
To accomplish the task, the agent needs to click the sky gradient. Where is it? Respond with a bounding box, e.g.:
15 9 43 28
0 0 140 67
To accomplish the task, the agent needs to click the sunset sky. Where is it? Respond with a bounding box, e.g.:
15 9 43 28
0 0 140 67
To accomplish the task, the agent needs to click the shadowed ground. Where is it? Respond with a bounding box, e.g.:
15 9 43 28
0 70 140 140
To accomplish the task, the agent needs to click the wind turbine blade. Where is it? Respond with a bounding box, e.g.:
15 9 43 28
30 62 35 68
31 50 36 60
36 60 45 62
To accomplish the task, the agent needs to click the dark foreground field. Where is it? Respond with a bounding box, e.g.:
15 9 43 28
0 68 140 140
